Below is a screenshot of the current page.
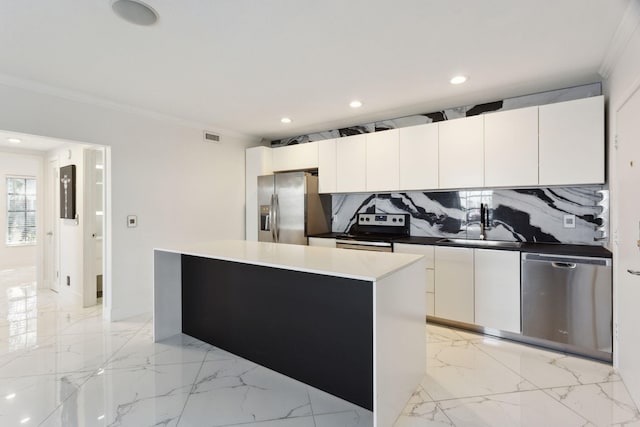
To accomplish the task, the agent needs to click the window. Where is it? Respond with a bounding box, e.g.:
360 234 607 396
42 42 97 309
6 177 36 245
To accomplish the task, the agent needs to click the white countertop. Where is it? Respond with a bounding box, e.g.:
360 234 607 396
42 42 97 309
155 240 423 281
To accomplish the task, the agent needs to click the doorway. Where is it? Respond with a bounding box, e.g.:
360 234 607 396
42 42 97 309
45 157 60 292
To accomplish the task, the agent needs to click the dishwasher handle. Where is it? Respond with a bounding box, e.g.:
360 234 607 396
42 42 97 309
552 262 577 269
522 252 611 267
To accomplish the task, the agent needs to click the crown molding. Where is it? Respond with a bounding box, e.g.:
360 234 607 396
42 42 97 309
599 0 640 79
0 73 260 142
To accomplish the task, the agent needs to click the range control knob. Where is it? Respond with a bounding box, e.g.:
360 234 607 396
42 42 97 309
392 218 397 222
399 218 403 222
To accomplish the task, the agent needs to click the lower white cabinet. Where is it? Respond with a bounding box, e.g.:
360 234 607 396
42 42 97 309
474 249 521 333
434 246 474 324
308 237 336 248
393 243 435 316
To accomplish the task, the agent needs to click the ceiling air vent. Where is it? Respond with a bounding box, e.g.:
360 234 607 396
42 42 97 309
203 131 220 143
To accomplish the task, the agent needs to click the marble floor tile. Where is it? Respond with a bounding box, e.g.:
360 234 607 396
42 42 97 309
105 328 212 369
0 371 93 426
474 337 618 388
424 340 536 401
178 358 312 426
0 268 638 427
546 380 640 427
438 390 593 427
0 329 134 378
41 362 201 427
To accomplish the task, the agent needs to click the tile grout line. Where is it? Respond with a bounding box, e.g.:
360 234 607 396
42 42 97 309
175 348 210 426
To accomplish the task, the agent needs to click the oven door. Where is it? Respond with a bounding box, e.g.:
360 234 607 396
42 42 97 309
336 239 393 252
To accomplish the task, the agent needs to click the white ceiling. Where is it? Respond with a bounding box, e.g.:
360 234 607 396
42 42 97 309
0 130 72 152
0 0 630 141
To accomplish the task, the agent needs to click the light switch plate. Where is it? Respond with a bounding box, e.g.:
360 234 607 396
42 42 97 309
127 215 138 228
563 214 576 228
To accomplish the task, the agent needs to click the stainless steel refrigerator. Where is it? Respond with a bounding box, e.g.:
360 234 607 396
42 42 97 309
258 172 331 245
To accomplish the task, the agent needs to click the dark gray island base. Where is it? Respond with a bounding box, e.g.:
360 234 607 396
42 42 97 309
181 255 374 410
153 241 425 427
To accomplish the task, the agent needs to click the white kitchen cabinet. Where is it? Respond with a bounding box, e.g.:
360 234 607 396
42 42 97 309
539 95 604 185
318 139 337 193
399 123 439 190
336 134 367 192
434 246 474 323
308 237 336 248
394 243 435 316
272 141 319 172
474 249 521 333
484 106 539 187
438 115 484 189
366 129 399 192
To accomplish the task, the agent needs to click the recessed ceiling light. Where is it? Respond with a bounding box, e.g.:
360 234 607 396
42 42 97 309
6 138 22 144
349 100 363 108
450 75 468 85
112 0 159 26
5 393 16 400
280 117 292 124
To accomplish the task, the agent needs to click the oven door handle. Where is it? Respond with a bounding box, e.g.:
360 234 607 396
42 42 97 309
336 240 393 252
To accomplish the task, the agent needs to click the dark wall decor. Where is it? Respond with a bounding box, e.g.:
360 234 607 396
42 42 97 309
59 165 76 219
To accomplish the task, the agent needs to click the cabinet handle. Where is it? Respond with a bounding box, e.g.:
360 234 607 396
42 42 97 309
627 269 640 276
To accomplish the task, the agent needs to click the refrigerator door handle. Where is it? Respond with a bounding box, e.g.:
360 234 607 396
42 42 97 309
270 194 276 241
274 194 280 242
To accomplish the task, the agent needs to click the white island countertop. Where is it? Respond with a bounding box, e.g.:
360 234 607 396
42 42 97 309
155 240 423 281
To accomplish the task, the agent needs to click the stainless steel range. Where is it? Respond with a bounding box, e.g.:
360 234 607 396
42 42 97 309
335 213 410 252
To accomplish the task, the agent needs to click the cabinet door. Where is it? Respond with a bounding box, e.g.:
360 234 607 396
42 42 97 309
393 243 434 269
308 237 336 248
474 249 521 333
434 246 474 323
399 123 439 190
539 95 604 185
272 142 319 172
484 106 538 187
336 134 367 192
366 129 399 192
438 115 484 189
318 139 337 193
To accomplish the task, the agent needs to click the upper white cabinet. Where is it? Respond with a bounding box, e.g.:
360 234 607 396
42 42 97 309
366 129 399 192
318 139 337 193
539 95 604 185
434 246 474 323
272 141 319 172
474 249 521 333
484 106 539 187
399 123 439 190
336 134 367 193
439 115 484 189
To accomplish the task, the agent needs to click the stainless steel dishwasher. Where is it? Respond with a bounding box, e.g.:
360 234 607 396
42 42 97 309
521 253 612 361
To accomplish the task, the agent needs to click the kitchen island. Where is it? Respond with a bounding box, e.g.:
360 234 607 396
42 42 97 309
153 240 425 427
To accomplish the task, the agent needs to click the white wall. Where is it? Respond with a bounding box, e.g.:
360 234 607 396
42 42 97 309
0 82 260 320
51 146 86 300
0 150 44 270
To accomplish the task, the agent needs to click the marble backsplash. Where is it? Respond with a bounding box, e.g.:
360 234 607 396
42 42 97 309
332 187 608 245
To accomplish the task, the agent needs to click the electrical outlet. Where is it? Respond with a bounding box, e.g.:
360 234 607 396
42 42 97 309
563 214 576 228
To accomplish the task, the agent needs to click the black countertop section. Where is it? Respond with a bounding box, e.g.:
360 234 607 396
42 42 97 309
308 233 612 258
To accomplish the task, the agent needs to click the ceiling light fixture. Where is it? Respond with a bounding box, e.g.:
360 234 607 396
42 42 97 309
112 0 159 26
6 138 22 144
450 75 468 85
349 100 363 108
280 117 292 124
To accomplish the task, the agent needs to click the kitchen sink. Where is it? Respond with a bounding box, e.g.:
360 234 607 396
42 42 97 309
436 238 522 248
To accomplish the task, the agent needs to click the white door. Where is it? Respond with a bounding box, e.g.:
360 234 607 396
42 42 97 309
45 158 59 292
616 86 640 406
82 148 105 308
